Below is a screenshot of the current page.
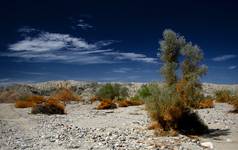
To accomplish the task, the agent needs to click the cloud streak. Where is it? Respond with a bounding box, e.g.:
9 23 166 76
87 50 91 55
228 65 237 70
112 67 132 73
104 52 158 63
9 32 96 52
212 54 236 62
75 19 93 30
4 28 158 64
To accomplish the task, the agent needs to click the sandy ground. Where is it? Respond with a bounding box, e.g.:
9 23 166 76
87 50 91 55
0 103 238 150
198 103 238 150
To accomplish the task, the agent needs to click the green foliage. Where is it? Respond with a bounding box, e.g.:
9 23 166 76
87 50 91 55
159 29 207 108
214 89 233 103
145 85 180 120
159 29 186 86
96 83 129 100
180 43 207 104
214 90 238 113
145 84 208 134
136 84 152 98
133 83 161 102
145 29 209 135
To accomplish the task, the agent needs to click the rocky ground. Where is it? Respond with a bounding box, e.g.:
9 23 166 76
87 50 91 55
0 102 237 150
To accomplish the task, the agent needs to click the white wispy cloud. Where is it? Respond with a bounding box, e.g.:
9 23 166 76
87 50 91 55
76 19 93 30
18 26 38 33
9 32 96 52
112 67 132 73
228 65 237 70
4 28 157 64
104 52 158 63
212 54 237 62
77 23 93 30
0 78 10 82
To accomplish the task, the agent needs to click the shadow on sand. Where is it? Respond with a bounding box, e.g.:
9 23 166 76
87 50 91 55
202 129 231 140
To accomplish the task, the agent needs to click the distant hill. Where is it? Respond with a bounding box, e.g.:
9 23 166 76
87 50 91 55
0 80 237 103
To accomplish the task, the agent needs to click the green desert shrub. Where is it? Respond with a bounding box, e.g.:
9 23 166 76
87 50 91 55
132 83 161 102
136 84 153 99
178 43 207 108
231 95 238 113
96 83 129 100
159 29 185 86
145 85 208 135
215 89 233 103
145 29 209 135
215 90 238 113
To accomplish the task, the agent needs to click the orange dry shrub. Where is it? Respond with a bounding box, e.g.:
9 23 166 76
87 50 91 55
15 100 33 108
128 99 144 106
117 100 130 107
155 106 208 135
176 80 189 105
147 105 184 135
147 98 208 135
96 99 117 110
117 99 144 107
15 95 45 108
31 98 65 114
176 79 204 108
198 99 214 109
148 121 161 130
52 88 80 103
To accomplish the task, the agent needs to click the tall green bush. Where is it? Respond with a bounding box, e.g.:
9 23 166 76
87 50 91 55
96 83 129 100
145 29 208 135
178 43 207 107
159 29 185 86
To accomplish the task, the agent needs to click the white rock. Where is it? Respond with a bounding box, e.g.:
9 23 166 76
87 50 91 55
226 138 232 142
201 142 214 149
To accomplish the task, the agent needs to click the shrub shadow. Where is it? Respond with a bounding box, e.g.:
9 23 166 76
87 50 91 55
202 129 230 140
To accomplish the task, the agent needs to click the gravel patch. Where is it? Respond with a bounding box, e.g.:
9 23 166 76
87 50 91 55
0 103 237 150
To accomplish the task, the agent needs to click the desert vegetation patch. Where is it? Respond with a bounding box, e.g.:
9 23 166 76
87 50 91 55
215 89 238 113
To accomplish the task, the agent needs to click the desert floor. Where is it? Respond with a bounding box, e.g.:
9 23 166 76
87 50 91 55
0 102 237 150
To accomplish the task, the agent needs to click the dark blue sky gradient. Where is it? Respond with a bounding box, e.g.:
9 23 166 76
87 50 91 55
0 0 237 84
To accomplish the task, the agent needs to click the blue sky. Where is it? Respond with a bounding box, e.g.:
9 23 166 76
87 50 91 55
0 0 238 84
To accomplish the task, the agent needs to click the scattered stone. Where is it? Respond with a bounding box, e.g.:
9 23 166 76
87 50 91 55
201 142 214 149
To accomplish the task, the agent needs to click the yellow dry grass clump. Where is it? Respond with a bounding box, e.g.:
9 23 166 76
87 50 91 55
15 95 65 114
15 95 45 108
31 98 65 114
117 99 144 107
198 99 214 109
51 88 80 103
96 99 117 110
176 80 214 109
